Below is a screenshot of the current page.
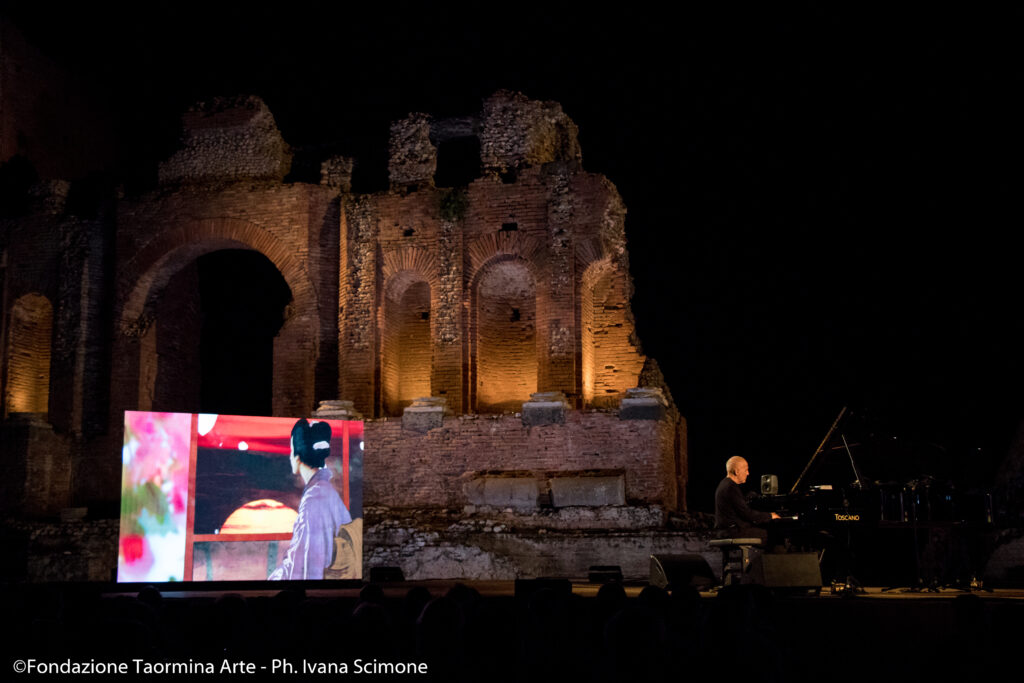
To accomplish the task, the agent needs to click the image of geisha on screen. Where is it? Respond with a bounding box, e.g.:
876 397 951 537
184 412 363 582
269 419 352 580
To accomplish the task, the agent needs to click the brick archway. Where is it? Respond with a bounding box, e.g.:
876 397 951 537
113 218 321 418
119 218 316 330
468 254 543 413
380 272 433 416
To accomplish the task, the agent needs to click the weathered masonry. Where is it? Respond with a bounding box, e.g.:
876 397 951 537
1 88 690 580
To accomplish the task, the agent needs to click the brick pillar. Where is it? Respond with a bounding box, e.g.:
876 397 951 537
541 167 577 402
431 218 463 411
0 415 71 517
339 198 378 416
273 313 317 417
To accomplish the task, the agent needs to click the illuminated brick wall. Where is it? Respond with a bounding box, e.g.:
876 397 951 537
381 277 432 415
340 91 647 417
582 263 644 407
364 411 679 510
474 259 537 412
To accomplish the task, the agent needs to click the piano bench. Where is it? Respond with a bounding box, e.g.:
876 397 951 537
708 538 765 586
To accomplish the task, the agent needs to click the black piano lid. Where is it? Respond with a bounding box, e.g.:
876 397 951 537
787 407 954 493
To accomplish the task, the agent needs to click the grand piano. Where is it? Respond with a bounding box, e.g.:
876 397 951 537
752 407 993 588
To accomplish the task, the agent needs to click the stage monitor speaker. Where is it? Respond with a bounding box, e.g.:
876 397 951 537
650 554 715 590
750 553 822 592
588 565 623 583
369 566 405 582
514 577 572 602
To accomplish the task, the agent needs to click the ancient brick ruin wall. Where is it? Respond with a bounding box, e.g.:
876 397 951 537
364 411 678 511
2 91 664 524
74 181 341 505
114 182 339 403
340 163 642 418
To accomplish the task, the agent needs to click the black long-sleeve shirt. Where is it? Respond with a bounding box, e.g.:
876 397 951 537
714 477 773 531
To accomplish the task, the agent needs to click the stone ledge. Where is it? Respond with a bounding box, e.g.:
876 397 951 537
364 522 715 581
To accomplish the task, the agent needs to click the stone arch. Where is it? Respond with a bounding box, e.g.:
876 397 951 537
464 231 545 288
119 218 316 330
380 246 440 292
115 218 320 417
579 256 644 407
469 255 541 413
3 293 53 417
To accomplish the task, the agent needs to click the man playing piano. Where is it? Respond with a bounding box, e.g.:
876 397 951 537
715 456 779 545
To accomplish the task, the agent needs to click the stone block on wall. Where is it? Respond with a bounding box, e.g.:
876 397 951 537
402 397 446 433
463 476 541 509
522 391 568 427
549 475 626 507
313 399 363 421
618 387 668 421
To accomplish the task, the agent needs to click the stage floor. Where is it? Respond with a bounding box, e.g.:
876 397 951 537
102 579 1024 601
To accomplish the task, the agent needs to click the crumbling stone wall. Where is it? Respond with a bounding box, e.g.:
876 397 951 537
388 113 436 188
479 90 582 176
157 96 292 185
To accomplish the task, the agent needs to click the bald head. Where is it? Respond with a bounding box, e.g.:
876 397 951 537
726 456 749 484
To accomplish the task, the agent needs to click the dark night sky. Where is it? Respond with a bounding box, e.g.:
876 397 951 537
8 3 1024 510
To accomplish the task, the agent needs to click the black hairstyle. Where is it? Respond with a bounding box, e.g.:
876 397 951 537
290 418 332 468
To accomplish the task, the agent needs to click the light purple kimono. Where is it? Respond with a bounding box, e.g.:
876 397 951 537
269 468 351 580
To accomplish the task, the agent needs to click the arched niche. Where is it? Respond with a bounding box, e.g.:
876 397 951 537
117 219 319 418
381 272 433 416
4 293 53 417
472 257 538 413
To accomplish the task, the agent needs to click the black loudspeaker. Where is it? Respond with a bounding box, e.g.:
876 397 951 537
750 553 822 592
650 554 716 590
588 565 623 583
514 577 572 601
368 566 405 582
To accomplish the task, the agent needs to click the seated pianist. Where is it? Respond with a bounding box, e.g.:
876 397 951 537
715 456 779 545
